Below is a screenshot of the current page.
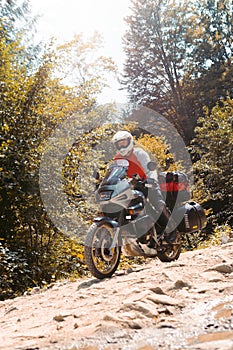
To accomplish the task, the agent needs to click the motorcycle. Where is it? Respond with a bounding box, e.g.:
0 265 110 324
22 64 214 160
84 159 206 279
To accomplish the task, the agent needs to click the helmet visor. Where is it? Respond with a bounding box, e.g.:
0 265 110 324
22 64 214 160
115 138 131 150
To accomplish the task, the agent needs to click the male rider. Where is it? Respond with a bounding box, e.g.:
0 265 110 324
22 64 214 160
112 130 177 243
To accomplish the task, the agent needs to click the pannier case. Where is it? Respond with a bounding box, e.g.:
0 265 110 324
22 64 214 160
173 201 207 234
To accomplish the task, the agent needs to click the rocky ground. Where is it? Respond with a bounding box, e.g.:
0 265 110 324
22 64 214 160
1 241 233 350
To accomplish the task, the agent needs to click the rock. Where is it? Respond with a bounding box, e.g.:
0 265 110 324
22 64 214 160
149 286 166 294
53 315 65 322
188 330 233 349
206 263 233 274
221 233 230 244
173 279 192 289
121 300 159 318
103 313 121 323
126 320 143 329
157 305 175 315
147 294 184 307
127 267 134 274
200 270 224 282
30 286 41 294
157 321 177 329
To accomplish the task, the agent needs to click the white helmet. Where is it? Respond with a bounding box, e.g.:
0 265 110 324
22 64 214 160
112 131 134 156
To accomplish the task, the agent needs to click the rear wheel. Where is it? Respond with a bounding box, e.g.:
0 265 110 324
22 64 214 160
157 240 182 262
84 223 121 279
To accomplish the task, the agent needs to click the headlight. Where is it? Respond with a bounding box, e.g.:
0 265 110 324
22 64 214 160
98 191 113 201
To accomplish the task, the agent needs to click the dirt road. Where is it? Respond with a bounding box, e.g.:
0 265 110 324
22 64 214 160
1 242 233 350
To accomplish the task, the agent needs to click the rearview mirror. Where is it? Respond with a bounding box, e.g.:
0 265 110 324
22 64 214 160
93 169 100 180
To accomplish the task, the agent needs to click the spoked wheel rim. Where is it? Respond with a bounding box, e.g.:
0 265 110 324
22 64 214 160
164 243 181 259
157 236 182 262
91 225 120 276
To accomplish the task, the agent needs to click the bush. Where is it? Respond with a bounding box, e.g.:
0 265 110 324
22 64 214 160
191 98 233 229
0 243 32 300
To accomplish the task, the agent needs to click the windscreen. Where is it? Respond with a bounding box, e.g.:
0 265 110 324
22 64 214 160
101 161 128 186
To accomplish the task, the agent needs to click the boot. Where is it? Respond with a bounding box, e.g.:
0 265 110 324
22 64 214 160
164 229 178 243
148 180 178 243
157 206 178 243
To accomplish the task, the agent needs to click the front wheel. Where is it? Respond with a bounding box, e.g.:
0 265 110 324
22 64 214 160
84 223 121 279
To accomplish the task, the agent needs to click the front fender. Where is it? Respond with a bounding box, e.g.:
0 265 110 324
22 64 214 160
94 216 119 229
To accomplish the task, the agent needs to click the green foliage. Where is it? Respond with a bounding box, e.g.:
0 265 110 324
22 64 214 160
0 242 31 300
0 236 87 300
56 33 117 98
181 223 232 251
0 2 118 299
135 133 183 172
123 0 233 143
32 234 88 282
63 123 131 229
0 0 31 36
191 97 233 227
199 223 232 248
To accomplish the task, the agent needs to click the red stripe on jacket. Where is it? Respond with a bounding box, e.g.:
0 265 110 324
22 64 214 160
114 152 147 179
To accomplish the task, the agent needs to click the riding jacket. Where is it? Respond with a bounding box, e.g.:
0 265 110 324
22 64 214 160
114 147 158 181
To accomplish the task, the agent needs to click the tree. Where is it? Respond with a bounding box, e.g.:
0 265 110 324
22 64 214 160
122 0 233 143
0 0 31 35
56 33 117 102
183 0 233 118
122 0 198 140
0 3 117 297
191 98 233 227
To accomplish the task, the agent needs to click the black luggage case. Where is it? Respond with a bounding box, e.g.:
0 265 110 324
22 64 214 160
173 201 207 234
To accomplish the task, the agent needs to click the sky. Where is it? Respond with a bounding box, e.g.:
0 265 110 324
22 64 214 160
29 0 131 104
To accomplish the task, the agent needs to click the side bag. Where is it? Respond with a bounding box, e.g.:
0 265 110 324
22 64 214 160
173 201 207 234
158 171 191 208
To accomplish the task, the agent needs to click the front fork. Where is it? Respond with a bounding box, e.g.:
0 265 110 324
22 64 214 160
109 210 124 255
94 215 122 256
109 227 121 255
